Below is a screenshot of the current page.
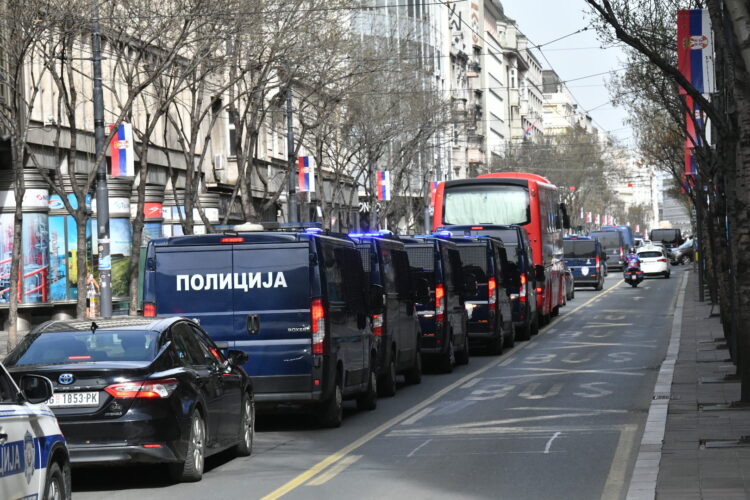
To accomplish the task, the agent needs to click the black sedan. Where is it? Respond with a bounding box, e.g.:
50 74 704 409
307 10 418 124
3 317 254 482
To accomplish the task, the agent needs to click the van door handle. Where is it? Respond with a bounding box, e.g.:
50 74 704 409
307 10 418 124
247 314 260 335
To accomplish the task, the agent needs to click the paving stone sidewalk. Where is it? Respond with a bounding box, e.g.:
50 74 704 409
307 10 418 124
656 270 750 499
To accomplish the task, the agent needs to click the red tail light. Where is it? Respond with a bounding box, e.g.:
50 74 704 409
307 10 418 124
488 277 497 311
595 255 600 268
619 247 624 259
220 237 244 243
657 258 668 262
435 284 445 323
519 274 527 303
143 303 156 317
311 298 326 354
372 314 383 336
105 378 178 399
536 287 543 295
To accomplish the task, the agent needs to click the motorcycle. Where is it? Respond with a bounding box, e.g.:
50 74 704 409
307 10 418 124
623 267 644 288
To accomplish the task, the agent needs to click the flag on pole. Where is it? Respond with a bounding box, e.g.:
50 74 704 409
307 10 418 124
677 9 715 95
635 224 640 233
298 156 315 192
586 212 592 223
595 214 600 225
377 171 390 201
110 123 134 177
579 207 584 220
429 181 439 207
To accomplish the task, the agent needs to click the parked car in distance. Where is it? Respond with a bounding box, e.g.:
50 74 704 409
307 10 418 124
403 235 471 373
449 235 516 354
634 237 644 248
5 317 254 482
637 246 671 278
143 227 378 428
0 360 70 499
670 238 695 265
350 232 422 396
564 236 605 291
437 225 539 341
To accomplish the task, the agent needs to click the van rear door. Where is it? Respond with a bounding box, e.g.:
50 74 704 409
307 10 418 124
231 242 313 395
152 244 235 341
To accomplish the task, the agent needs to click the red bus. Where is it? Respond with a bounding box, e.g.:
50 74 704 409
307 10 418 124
432 172 569 322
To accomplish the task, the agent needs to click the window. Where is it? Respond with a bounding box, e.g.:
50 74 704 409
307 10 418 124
392 250 412 300
170 323 206 366
321 243 345 304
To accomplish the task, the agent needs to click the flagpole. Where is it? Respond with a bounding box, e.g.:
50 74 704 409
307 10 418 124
92 0 112 318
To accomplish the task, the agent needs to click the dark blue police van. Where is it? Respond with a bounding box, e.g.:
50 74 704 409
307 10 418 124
563 236 605 290
142 226 378 428
438 225 540 341
402 235 470 373
449 235 516 354
350 232 422 396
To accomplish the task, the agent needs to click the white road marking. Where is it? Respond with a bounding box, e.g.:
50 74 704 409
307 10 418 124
544 432 562 454
503 367 644 379
406 439 432 458
582 322 633 328
461 378 483 389
400 406 436 426
602 425 638 499
518 383 564 400
499 356 516 367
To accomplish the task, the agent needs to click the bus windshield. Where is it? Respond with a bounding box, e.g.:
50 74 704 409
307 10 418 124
443 185 530 226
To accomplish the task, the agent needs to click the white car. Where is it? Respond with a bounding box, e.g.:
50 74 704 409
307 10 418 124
637 246 671 278
0 362 70 500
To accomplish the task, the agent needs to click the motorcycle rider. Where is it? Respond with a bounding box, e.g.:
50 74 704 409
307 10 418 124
623 247 641 278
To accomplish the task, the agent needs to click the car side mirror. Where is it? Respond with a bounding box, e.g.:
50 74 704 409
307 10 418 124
226 349 249 367
413 278 431 304
369 284 385 314
534 264 546 283
19 374 54 405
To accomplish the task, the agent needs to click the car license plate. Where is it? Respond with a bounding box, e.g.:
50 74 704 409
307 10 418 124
46 392 99 408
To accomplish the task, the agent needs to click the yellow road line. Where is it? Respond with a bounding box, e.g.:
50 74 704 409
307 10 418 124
306 455 362 486
261 280 622 499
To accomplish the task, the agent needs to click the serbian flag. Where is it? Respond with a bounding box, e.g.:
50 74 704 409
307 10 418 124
586 212 592 223
298 156 315 192
377 171 390 201
677 10 715 95
429 181 439 207
579 207 584 220
636 224 640 233
110 123 134 177
595 214 600 225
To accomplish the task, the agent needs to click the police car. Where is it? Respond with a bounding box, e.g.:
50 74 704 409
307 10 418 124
0 361 70 500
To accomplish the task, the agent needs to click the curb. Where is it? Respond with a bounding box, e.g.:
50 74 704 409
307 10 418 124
625 270 689 499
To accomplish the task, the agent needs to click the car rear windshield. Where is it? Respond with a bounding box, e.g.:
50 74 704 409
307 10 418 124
563 240 597 258
444 185 530 226
457 245 488 283
638 251 662 258
7 330 159 366
590 231 622 248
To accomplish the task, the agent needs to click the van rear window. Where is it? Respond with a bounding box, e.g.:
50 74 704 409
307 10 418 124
590 231 622 248
564 241 597 258
457 245 488 282
357 246 371 273
405 246 434 271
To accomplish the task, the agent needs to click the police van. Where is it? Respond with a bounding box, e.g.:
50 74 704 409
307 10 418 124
143 226 378 427
0 361 70 500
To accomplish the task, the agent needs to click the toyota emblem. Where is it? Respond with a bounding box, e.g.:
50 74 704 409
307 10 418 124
58 373 74 385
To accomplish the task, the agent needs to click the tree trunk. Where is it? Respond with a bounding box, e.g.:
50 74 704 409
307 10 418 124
7 142 25 351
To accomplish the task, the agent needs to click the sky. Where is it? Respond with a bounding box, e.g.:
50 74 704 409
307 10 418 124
503 0 633 149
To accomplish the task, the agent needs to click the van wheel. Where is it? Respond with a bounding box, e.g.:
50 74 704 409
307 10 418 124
503 322 515 349
438 340 455 373
551 305 560 317
595 279 603 291
356 368 378 411
169 411 205 482
516 308 531 341
318 378 343 428
378 355 397 397
489 330 503 355
455 334 470 365
405 349 422 385
530 313 540 336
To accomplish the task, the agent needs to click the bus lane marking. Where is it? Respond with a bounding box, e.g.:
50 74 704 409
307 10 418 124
544 432 562 454
406 439 432 458
400 406 436 426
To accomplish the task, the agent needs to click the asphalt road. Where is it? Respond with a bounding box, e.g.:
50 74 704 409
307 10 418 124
73 268 684 500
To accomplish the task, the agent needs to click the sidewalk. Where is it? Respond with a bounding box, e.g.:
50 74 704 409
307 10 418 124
656 270 750 499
